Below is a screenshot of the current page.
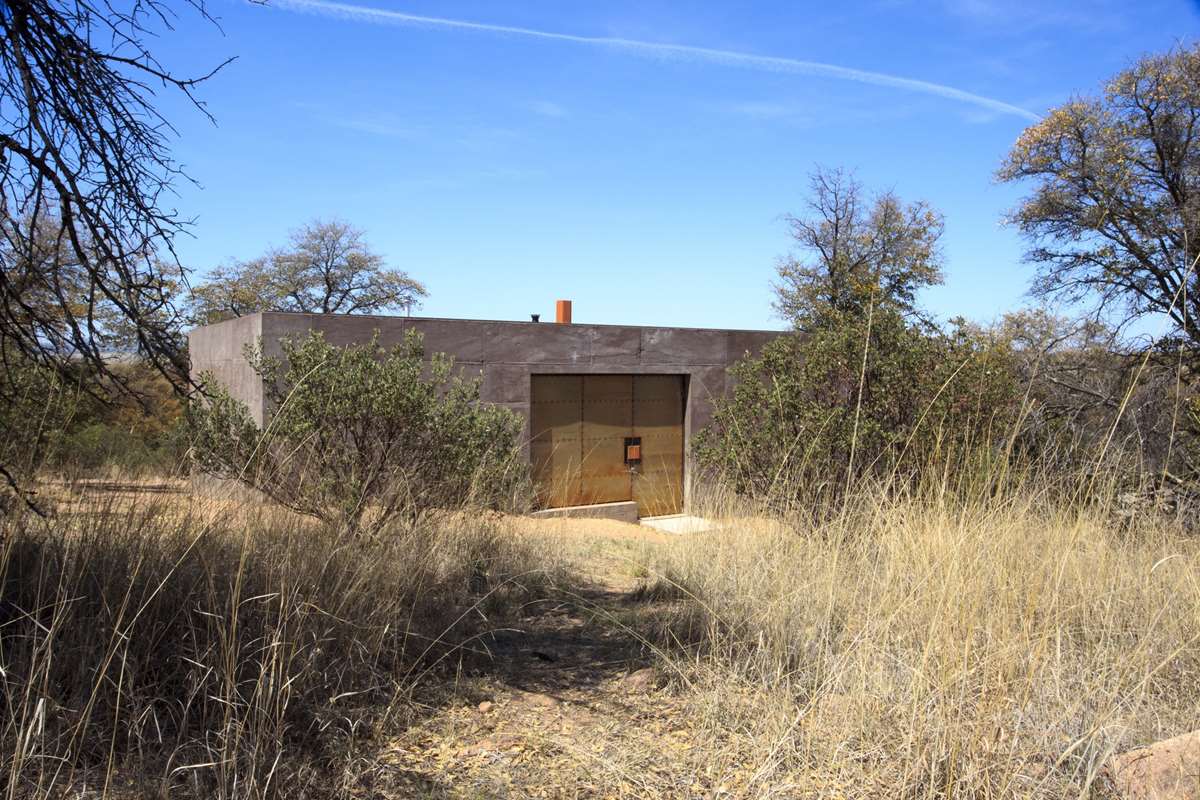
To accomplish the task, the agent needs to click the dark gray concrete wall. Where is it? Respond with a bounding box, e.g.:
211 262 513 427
188 311 783 511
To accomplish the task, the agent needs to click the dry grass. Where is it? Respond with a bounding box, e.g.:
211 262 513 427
5 476 1198 798
637 490 1200 797
0 487 565 799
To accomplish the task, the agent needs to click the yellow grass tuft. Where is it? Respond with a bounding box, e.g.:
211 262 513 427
642 490 1200 796
0 487 563 798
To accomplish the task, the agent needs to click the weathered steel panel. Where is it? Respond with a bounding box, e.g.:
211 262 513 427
580 375 633 505
632 375 685 516
530 375 583 508
531 373 684 515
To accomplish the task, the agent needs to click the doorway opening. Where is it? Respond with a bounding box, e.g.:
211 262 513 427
530 374 685 517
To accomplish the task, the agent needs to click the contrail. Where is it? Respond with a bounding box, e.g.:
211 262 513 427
267 0 1041 122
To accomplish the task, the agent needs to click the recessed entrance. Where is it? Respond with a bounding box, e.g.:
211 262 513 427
530 374 685 517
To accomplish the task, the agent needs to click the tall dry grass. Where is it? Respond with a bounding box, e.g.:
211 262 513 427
645 485 1200 797
0 490 559 799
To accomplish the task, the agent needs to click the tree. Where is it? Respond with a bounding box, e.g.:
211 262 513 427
998 44 1200 348
0 0 225 502
0 0 224 380
774 167 945 327
189 330 526 536
190 220 427 323
698 168 1016 508
694 311 1019 508
0 356 80 510
985 309 1198 487
1 214 186 354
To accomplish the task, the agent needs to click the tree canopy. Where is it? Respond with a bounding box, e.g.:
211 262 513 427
998 44 1200 347
190 220 427 324
0 0 222 503
774 167 945 327
0 0 224 383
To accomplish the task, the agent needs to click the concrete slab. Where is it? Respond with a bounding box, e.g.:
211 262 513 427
686 366 726 433
639 514 718 534
727 329 781 363
483 322 590 365
590 326 642 365
530 500 639 525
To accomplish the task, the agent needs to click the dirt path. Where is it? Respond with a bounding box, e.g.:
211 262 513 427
358 533 733 799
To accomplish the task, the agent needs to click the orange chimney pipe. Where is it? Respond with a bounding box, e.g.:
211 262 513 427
555 299 572 324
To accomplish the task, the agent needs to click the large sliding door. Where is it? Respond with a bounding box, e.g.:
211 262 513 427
580 375 634 505
631 375 686 517
529 375 582 509
530 374 685 517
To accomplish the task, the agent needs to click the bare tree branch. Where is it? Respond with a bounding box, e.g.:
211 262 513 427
0 0 227 495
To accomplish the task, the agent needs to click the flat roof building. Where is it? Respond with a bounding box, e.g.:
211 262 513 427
189 305 783 522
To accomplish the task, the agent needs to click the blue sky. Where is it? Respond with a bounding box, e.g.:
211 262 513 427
162 0 1200 331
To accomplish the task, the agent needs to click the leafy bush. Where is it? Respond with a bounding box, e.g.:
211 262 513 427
190 329 529 534
48 420 188 475
0 351 190 485
694 308 1021 507
0 355 80 508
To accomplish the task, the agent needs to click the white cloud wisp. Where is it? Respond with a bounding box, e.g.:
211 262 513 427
267 0 1041 122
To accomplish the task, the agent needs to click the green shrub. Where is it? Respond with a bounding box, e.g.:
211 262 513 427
694 308 1021 507
0 355 82 508
0 354 188 484
47 420 188 475
190 329 529 535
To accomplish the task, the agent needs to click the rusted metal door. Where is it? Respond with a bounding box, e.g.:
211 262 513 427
579 375 633 505
530 374 684 516
529 375 582 508
631 375 685 517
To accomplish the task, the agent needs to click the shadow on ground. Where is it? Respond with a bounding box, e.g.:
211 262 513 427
361 574 708 798
467 586 658 698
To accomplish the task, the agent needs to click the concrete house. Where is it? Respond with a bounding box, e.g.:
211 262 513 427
189 301 782 522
